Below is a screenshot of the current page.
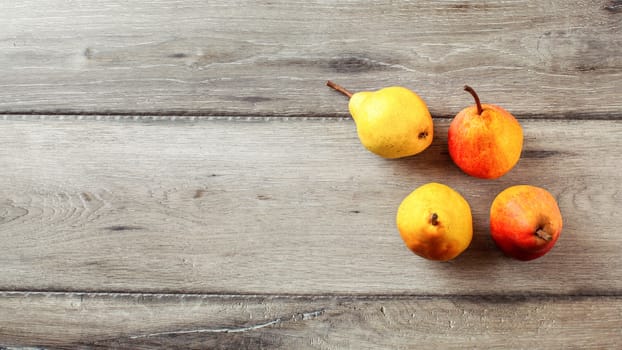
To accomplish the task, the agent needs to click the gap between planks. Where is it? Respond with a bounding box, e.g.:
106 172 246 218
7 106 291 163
0 112 620 121
0 113 350 122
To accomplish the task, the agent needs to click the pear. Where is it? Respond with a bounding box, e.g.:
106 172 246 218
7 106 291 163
327 81 433 159
396 182 473 261
448 85 523 179
490 185 563 261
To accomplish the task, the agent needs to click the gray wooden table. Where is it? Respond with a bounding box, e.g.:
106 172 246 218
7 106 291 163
1 1 621 348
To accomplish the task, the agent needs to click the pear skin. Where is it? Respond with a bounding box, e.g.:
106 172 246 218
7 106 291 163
348 91 371 116
327 81 433 159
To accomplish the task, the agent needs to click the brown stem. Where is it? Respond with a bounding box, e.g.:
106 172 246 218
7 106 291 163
535 228 553 242
326 80 353 99
430 213 439 226
464 85 483 115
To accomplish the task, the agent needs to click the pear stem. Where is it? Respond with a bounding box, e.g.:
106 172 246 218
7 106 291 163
430 213 439 226
535 228 553 242
326 80 353 99
464 85 483 115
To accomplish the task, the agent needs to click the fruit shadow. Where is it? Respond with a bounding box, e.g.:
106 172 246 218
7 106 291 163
385 119 455 180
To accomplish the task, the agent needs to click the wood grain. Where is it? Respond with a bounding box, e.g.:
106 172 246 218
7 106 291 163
0 0 620 117
1 292 621 349
0 116 620 295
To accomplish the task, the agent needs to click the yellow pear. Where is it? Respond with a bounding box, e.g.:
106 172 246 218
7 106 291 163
327 81 434 159
396 182 473 261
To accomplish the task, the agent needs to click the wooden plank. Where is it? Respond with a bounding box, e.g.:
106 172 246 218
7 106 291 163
0 1 620 117
0 116 620 295
0 292 621 349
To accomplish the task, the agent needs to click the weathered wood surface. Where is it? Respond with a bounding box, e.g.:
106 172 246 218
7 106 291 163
2 1 621 348
0 294 622 349
1 0 621 117
0 116 620 295
1 292 621 349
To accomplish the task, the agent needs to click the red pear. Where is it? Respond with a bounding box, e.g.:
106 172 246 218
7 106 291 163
448 86 523 179
490 185 563 261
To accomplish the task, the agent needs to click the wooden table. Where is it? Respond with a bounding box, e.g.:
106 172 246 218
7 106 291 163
1 1 621 348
